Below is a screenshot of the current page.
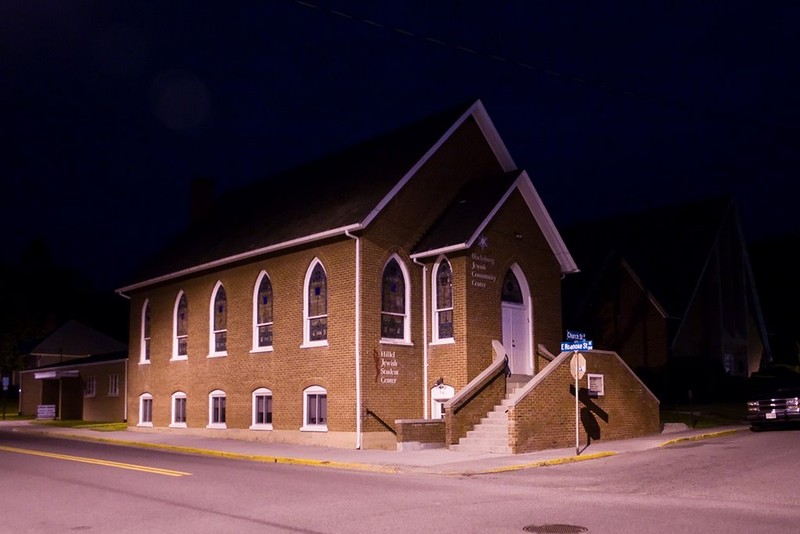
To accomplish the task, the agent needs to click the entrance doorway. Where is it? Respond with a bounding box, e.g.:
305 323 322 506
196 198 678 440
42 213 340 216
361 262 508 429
501 266 532 375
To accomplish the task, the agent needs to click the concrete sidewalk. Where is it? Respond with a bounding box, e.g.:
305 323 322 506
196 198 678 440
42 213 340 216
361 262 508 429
4 420 749 475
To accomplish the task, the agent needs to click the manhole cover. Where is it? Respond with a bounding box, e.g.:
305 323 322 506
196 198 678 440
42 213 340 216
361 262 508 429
523 525 588 534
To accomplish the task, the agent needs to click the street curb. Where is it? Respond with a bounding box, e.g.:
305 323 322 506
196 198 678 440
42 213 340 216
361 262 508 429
658 427 747 447
475 451 618 474
15 428 401 474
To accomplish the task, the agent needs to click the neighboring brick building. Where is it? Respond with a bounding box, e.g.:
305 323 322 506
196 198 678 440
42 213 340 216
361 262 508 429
117 100 659 451
561 196 771 402
19 320 128 421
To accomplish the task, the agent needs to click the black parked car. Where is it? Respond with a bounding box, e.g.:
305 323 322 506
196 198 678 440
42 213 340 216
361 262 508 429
746 365 800 431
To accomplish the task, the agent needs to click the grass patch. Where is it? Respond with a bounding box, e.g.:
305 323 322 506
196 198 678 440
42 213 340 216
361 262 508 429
661 402 747 429
34 420 128 432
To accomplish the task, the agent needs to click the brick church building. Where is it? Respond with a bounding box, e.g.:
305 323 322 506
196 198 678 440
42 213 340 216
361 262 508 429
117 100 660 452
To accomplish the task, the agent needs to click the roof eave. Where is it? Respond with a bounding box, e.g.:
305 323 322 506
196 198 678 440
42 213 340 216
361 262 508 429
117 223 364 295
410 243 470 261
514 171 579 274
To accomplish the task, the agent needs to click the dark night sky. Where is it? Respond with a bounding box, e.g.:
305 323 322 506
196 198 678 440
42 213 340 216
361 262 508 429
2 1 799 292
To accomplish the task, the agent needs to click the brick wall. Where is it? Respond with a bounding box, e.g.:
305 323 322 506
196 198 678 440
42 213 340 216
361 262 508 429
395 419 446 450
509 350 660 453
82 361 127 422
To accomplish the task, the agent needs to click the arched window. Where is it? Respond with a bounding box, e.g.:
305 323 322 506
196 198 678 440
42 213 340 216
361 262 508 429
138 393 153 427
173 291 189 360
250 387 273 430
209 282 227 356
433 258 453 342
207 389 226 429
170 391 187 428
381 256 410 342
502 269 524 303
302 385 327 431
253 271 274 351
304 259 328 345
140 300 151 363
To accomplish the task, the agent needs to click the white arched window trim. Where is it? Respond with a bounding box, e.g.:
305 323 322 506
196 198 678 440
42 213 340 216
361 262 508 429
380 254 412 345
140 299 151 364
250 387 273 430
172 291 188 361
138 393 153 427
431 256 455 345
301 385 328 432
208 281 227 358
302 258 328 348
251 270 274 353
207 389 227 429
430 383 455 419
170 391 187 428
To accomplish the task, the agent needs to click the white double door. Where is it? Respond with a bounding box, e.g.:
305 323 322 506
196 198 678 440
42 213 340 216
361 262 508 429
502 302 531 375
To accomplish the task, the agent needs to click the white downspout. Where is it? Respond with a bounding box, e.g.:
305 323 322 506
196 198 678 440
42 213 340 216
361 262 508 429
115 290 131 422
345 230 362 449
413 258 429 418
124 359 128 422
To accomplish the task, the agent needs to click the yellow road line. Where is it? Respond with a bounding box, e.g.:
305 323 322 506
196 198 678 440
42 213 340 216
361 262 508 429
0 445 191 477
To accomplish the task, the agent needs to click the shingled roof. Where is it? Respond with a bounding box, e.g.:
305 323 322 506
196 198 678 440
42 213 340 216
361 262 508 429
119 99 575 293
29 320 128 358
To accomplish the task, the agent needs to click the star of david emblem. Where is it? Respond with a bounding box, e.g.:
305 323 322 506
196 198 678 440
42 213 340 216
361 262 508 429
477 235 489 250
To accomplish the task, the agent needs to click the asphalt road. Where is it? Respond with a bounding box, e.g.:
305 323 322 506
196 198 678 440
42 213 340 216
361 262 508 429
1 426 798 533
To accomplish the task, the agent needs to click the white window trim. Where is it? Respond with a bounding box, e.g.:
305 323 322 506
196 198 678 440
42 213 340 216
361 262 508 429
172 291 188 361
140 299 151 364
301 385 328 432
250 387 273 430
251 270 274 353
107 374 119 397
170 391 187 428
208 281 228 358
84 376 96 398
207 389 227 429
380 254 412 345
301 258 329 348
431 383 455 419
138 393 153 427
431 256 454 344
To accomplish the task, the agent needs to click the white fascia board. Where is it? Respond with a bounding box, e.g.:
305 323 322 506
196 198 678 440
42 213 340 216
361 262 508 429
515 171 579 274
409 244 469 261
471 99 516 171
117 224 363 294
361 99 516 229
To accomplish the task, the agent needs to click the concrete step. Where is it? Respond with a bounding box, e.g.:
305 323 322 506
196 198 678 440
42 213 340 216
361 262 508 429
451 441 511 454
453 389 520 453
466 425 508 441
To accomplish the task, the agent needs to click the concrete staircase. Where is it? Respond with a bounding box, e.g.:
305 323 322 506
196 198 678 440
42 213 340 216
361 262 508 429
450 374 533 454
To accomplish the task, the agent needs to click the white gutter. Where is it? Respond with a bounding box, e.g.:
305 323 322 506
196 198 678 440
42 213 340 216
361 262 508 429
344 230 362 449
412 258 429 418
116 224 363 295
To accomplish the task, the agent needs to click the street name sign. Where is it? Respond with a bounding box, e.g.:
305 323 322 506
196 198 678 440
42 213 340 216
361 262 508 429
560 340 593 351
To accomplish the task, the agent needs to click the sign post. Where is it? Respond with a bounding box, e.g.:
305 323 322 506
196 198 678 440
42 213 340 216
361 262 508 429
562 332 591 455
2 376 8 421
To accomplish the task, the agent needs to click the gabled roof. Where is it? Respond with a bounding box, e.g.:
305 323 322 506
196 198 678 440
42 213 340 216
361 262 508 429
411 170 578 274
119 99 574 293
29 320 128 358
561 194 747 328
